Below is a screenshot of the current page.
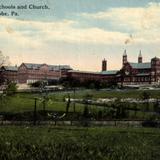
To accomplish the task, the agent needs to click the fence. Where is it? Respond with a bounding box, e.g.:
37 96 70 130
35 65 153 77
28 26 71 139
0 120 159 127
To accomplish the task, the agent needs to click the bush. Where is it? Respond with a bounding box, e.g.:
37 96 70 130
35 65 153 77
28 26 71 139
30 81 42 88
142 120 159 128
6 82 17 95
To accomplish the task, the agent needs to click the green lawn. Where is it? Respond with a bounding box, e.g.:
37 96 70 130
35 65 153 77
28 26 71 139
0 93 85 113
56 89 160 99
0 126 159 160
0 89 160 117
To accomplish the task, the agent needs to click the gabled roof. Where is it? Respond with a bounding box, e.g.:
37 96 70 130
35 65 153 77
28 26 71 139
48 65 72 71
101 70 118 75
129 62 151 69
151 57 160 60
23 63 72 71
1 66 18 71
23 63 42 69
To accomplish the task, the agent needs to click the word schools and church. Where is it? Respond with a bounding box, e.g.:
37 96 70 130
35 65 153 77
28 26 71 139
0 4 49 10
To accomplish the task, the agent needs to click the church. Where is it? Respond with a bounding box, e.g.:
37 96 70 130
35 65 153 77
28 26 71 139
117 50 160 85
68 50 160 85
0 51 160 85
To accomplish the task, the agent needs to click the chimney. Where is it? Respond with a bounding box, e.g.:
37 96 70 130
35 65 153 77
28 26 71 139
102 59 107 71
138 50 142 63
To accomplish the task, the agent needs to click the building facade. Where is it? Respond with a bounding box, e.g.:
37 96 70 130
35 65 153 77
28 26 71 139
67 51 160 85
68 57 118 83
0 52 160 85
18 63 72 84
0 66 18 84
0 63 72 84
116 51 160 85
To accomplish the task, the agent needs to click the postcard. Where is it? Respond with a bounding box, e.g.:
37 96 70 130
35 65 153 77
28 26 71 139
0 1 160 160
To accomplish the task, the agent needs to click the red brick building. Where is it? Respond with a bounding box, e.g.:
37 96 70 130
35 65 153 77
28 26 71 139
18 63 72 84
0 63 72 84
116 50 160 85
67 51 160 85
0 51 160 86
0 66 18 84
68 70 118 83
68 58 118 83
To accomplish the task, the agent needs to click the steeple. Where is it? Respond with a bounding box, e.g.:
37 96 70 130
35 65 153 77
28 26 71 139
123 49 127 65
102 58 107 71
138 50 142 63
123 49 127 56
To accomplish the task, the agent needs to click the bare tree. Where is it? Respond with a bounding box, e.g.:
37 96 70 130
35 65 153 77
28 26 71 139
0 51 10 67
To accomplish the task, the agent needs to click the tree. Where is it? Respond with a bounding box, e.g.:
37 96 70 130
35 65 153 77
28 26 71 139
114 99 129 119
0 93 7 107
83 105 90 118
40 95 49 113
0 51 10 84
66 94 71 115
141 91 151 118
0 51 10 67
82 104 91 127
133 103 138 118
6 82 17 95
29 81 42 88
153 99 160 114
83 93 93 100
141 91 150 101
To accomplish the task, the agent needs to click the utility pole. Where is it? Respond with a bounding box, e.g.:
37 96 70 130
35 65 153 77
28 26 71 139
43 95 46 113
33 98 37 125
66 94 70 114
73 88 76 113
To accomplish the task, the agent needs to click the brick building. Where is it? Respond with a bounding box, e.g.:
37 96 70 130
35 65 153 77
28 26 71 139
0 66 18 84
68 58 118 83
0 63 72 84
0 51 160 85
67 50 160 85
18 63 72 84
116 50 160 85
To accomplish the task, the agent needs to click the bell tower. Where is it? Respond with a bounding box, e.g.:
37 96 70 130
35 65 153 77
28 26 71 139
138 50 142 63
102 59 107 71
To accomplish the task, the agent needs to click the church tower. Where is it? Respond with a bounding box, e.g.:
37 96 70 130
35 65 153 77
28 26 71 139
123 49 127 66
102 59 107 71
138 50 142 63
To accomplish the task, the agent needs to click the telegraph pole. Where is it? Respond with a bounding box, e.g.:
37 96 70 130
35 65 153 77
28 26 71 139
33 98 37 125
73 88 76 113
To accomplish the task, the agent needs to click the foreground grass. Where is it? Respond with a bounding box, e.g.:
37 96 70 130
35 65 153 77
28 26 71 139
0 126 160 160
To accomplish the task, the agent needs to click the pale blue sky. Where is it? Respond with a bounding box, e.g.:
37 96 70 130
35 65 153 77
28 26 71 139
0 0 160 71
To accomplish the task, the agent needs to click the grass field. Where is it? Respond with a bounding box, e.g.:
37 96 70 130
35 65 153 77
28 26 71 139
0 89 160 120
0 126 159 160
42 89 160 100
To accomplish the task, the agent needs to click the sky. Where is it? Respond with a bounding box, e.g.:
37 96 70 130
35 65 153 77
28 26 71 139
0 0 160 71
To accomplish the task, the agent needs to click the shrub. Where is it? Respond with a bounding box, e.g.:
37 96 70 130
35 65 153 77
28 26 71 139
6 82 17 95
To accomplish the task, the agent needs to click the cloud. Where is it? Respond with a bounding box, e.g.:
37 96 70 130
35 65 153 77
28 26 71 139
0 16 129 46
0 2 160 70
1 3 160 49
0 17 128 69
82 2 160 31
82 2 160 45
